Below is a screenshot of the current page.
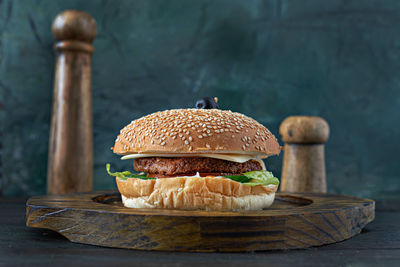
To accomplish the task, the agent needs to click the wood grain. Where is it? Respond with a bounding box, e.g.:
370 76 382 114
280 116 329 193
26 191 374 252
47 10 96 194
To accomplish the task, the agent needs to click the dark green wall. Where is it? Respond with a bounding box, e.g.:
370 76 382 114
1 0 399 204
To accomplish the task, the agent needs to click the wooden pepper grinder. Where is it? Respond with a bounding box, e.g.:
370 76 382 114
279 116 329 193
47 10 97 194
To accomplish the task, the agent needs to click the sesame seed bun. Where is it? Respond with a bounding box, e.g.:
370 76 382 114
116 176 278 211
113 109 280 157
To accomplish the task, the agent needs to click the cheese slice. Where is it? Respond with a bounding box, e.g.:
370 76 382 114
120 153 264 165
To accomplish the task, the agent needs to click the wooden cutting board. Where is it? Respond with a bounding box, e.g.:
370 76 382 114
26 191 374 252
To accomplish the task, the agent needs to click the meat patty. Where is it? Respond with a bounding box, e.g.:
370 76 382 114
133 157 262 175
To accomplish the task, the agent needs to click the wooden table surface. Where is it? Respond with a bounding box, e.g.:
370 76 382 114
1 198 399 267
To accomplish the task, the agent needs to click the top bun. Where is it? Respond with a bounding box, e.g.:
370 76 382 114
113 109 280 158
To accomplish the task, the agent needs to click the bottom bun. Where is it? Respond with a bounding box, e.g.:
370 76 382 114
116 176 278 211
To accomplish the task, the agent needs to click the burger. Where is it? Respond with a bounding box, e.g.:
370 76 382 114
107 101 281 211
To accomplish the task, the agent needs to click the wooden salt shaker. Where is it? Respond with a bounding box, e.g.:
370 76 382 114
47 10 96 194
279 116 329 193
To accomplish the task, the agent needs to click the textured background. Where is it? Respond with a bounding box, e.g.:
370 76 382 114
0 0 399 204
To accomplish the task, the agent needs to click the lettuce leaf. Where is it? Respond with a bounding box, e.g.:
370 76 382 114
241 170 279 186
106 164 156 180
223 175 252 183
223 171 279 186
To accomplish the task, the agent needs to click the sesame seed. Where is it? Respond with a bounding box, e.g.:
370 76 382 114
198 135 203 139
184 140 189 145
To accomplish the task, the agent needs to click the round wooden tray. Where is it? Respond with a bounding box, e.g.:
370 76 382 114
26 191 374 252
